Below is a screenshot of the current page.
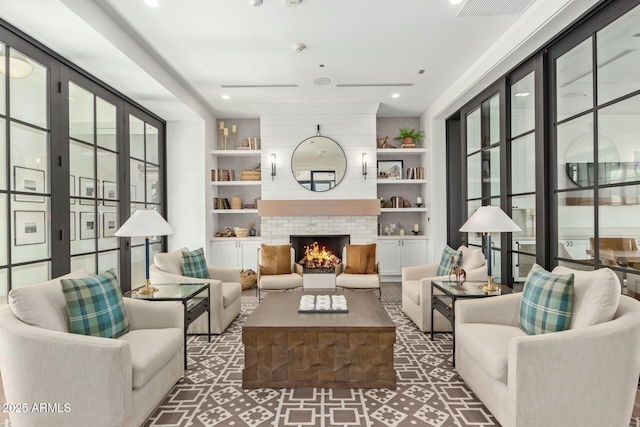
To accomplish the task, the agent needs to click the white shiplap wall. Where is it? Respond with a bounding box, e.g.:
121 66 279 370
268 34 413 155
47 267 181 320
258 103 379 200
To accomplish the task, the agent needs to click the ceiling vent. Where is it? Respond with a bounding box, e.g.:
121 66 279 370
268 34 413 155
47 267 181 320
457 0 534 16
220 84 298 88
336 83 414 88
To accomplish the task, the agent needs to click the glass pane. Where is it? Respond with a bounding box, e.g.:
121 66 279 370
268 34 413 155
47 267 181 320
131 245 145 287
146 164 159 204
69 82 94 144
11 199 50 264
10 123 49 195
513 252 536 282
512 195 537 239
483 146 500 197
598 95 640 185
511 72 535 137
70 254 96 275
99 205 119 251
558 191 594 262
11 262 49 289
96 96 116 151
467 152 481 199
597 5 640 105
70 141 95 205
511 133 535 194
466 200 482 247
98 149 118 205
0 268 6 306
598 186 640 267
98 250 119 278
557 114 593 190
491 248 502 284
130 115 145 160
556 38 593 121
71 208 96 256
466 108 481 154
130 159 145 203
0 119 5 190
488 95 500 146
489 198 503 250
146 124 158 164
9 49 47 129
0 43 5 115
0 195 6 265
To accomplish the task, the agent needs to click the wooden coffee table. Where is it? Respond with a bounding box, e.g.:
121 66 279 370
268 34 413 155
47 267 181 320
242 291 396 389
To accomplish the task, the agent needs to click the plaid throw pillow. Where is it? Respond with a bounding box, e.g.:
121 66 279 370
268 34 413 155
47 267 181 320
61 269 129 339
520 264 575 335
437 245 462 276
181 248 209 279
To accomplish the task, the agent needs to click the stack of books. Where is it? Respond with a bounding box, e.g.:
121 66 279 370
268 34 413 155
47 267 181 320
406 167 425 179
211 169 235 181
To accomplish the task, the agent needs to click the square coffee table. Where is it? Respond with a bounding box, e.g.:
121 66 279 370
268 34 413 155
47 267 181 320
242 291 396 389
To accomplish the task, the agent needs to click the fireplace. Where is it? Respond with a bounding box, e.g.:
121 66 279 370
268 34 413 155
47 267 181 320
290 234 350 289
290 235 350 266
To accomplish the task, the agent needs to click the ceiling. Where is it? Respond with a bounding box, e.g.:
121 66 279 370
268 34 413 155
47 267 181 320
0 0 598 121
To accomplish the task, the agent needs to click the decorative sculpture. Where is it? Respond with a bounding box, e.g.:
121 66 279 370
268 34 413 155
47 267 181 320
448 255 466 284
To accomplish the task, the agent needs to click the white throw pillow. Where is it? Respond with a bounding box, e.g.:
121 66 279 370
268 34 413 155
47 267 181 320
552 265 620 328
154 247 188 276
458 245 486 271
8 270 89 332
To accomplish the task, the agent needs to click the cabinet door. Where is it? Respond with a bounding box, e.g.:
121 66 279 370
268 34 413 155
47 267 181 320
239 241 261 271
400 240 427 268
378 240 402 275
211 241 239 269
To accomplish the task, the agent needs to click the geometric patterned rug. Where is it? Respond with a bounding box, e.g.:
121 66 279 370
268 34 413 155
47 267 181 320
144 295 639 427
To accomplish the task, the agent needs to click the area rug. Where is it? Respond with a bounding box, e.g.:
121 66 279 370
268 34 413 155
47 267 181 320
144 296 639 427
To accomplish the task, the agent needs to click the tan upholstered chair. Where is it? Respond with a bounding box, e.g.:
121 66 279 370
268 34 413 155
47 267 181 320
401 245 487 332
335 244 380 298
0 271 184 427
257 245 303 300
149 247 241 334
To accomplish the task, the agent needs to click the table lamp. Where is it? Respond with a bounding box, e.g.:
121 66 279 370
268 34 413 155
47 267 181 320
115 209 174 295
459 206 521 292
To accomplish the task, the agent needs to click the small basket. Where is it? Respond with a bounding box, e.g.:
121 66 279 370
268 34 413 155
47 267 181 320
234 227 249 237
240 269 257 290
231 197 242 209
241 170 261 181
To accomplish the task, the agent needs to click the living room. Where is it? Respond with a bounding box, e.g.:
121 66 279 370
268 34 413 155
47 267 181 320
1 0 640 426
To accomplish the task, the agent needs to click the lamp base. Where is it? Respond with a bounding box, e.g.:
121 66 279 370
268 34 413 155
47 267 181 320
135 279 158 295
480 277 500 293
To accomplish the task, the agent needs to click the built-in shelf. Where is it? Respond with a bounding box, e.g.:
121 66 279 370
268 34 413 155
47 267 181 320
380 207 428 212
210 150 261 156
211 181 261 186
211 209 258 214
377 235 429 240
376 179 427 184
376 148 427 155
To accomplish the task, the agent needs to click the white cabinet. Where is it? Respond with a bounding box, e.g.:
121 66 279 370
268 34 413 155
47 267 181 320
378 238 427 279
211 239 261 271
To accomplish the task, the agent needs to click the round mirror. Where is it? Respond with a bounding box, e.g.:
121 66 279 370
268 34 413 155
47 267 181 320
291 136 347 192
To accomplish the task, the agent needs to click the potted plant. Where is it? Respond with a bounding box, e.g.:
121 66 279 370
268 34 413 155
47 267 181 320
394 127 425 147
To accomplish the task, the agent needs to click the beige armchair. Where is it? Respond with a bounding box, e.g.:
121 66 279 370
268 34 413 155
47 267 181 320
335 244 380 298
257 245 303 300
150 247 241 334
401 245 486 332
0 271 183 427
455 266 640 427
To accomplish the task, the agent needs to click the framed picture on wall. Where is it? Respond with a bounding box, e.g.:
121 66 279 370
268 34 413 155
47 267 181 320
130 185 137 208
14 166 45 203
377 160 403 179
70 212 76 241
14 210 46 246
102 212 117 238
80 212 97 240
103 181 117 207
79 177 97 205
70 175 76 205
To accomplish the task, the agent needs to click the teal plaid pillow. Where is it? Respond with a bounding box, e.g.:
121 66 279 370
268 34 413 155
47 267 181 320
437 245 462 276
61 269 129 339
519 264 574 335
181 248 209 279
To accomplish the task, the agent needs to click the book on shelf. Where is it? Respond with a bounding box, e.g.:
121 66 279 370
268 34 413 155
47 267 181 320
213 198 231 209
211 169 236 181
405 167 425 180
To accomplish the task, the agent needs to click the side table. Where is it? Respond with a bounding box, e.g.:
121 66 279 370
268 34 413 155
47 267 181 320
431 280 513 366
125 283 211 370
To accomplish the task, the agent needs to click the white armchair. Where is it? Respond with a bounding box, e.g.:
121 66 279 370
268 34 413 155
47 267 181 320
150 247 242 334
0 271 184 427
455 267 640 427
335 244 380 298
402 245 486 332
257 245 303 300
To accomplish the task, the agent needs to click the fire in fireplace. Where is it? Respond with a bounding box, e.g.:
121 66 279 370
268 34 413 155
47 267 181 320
298 242 341 269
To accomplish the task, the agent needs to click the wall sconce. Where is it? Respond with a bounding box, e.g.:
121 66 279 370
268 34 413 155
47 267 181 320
362 152 368 180
270 154 276 181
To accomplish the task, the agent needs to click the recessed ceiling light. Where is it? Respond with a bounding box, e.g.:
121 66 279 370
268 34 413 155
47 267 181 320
514 92 530 97
313 77 331 86
222 95 230 100
392 93 400 98
145 0 160 7
284 0 302 7
249 0 263 6
450 0 464 4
